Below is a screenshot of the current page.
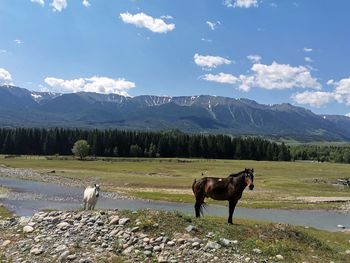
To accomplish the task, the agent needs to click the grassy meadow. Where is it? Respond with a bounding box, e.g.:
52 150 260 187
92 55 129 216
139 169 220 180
1 155 350 210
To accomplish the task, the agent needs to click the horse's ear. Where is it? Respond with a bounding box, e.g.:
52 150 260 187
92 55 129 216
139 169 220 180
252 168 254 173
94 184 97 187
244 168 248 172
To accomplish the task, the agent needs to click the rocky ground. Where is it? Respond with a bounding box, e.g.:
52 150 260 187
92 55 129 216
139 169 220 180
0 210 275 263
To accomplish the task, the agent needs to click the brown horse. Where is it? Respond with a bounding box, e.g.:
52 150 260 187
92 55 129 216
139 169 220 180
192 168 254 224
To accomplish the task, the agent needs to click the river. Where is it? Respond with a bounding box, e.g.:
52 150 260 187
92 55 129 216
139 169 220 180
0 176 349 232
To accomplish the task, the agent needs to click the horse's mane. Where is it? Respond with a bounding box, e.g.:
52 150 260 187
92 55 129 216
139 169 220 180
228 170 246 177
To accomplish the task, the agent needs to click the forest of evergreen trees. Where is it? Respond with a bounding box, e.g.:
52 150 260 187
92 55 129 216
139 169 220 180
0 128 291 161
290 145 350 163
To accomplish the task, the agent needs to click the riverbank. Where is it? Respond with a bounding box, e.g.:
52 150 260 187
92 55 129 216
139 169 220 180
1 156 350 211
0 209 350 263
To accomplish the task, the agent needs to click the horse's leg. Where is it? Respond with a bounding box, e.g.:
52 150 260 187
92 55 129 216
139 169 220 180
228 199 238 224
83 201 86 210
195 195 205 218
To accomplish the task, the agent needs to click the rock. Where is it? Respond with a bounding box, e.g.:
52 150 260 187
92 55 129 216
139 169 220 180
78 259 93 263
131 226 139 232
219 238 231 247
144 250 152 257
153 245 161 252
57 222 71 230
122 245 134 255
232 240 238 244
1 240 11 247
119 218 130 225
276 254 284 260
191 242 200 248
253 248 262 254
206 232 214 238
167 241 175 246
206 241 221 250
143 237 150 243
345 249 350 254
337 224 345 229
58 250 70 263
30 246 44 255
185 225 196 232
109 216 119 225
67 254 77 260
23 225 34 233
244 257 251 262
55 244 68 253
158 255 168 262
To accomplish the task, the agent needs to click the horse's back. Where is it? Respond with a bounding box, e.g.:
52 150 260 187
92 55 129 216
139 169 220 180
83 187 94 201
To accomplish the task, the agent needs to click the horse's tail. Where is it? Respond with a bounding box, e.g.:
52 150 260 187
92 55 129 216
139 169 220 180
193 178 208 216
192 179 197 194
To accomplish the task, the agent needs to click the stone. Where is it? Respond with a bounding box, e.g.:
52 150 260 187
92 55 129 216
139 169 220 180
23 225 34 233
30 246 44 255
167 241 175 246
276 254 284 260
337 224 345 229
55 244 68 253
67 254 77 260
244 258 251 262
345 250 350 254
1 240 11 247
158 256 168 262
191 242 200 248
122 245 134 255
109 216 119 225
219 238 231 247
253 248 262 254
57 222 71 230
144 250 152 257
58 250 70 263
185 225 196 232
232 240 238 244
206 241 221 250
153 245 161 252
118 218 130 225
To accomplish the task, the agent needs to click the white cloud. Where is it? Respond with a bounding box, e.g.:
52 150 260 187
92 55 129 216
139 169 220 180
206 21 220 30
304 56 313 63
292 91 335 107
30 0 45 6
224 0 258 8
82 0 90 7
120 12 175 34
199 61 321 93
194 53 232 70
292 76 350 107
201 73 238 84
0 49 7 53
0 68 13 85
346 113 350 117
238 62 321 91
44 76 136 96
160 15 173 19
247 54 262 63
270 2 277 8
201 38 213 42
303 47 313 52
14 39 23 45
51 0 67 12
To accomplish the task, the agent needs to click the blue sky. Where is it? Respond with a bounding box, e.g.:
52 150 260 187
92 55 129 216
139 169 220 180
0 0 350 116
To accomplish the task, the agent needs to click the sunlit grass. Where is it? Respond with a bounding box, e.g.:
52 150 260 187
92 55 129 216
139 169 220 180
1 155 350 209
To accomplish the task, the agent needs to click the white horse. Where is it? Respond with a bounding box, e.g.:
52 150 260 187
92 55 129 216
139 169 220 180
83 184 100 210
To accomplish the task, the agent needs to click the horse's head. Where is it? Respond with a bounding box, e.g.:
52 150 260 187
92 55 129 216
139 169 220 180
94 184 100 198
244 168 254 190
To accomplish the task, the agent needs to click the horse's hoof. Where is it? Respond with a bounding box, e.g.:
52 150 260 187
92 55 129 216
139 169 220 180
228 222 233 225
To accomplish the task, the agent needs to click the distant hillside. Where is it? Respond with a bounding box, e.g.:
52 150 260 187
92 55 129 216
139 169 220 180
1 85 350 142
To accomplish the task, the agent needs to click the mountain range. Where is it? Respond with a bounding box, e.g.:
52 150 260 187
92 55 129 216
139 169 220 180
1 85 350 142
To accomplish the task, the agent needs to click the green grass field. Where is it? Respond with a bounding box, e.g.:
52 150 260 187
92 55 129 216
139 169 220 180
1 155 350 209
116 210 350 262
